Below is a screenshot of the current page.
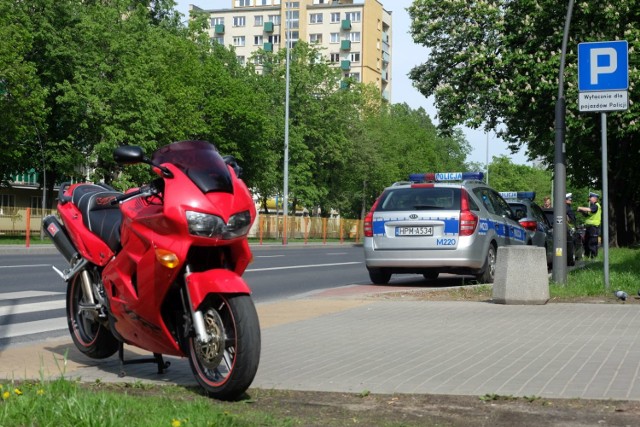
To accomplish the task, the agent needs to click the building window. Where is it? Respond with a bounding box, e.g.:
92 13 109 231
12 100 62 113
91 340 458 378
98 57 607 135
211 17 224 26
268 34 280 44
0 194 15 215
349 32 361 43
233 36 246 46
309 33 322 44
257 0 270 4
254 35 264 45
30 196 42 210
211 36 224 45
345 11 361 22
254 15 263 26
235 0 253 6
288 31 299 47
285 2 299 8
350 52 360 62
330 53 340 63
233 16 246 27
268 14 281 25
237 56 245 65
286 10 299 29
347 72 360 82
330 12 340 23
309 13 323 24
330 32 340 43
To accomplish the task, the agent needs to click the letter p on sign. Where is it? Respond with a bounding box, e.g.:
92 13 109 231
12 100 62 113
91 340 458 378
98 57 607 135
590 48 617 85
578 41 628 91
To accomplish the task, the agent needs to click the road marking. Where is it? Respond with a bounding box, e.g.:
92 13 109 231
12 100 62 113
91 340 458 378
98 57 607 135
0 317 67 339
0 300 66 316
0 264 53 269
247 262 361 272
255 255 286 258
0 291 64 301
326 252 348 255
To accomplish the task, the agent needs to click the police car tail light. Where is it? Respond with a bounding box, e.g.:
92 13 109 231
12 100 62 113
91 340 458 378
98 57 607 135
459 189 478 236
520 219 538 231
364 197 381 237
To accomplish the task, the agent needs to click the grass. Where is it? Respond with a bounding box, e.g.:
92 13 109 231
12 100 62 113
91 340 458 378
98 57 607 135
551 247 640 299
0 235 51 245
0 378 297 427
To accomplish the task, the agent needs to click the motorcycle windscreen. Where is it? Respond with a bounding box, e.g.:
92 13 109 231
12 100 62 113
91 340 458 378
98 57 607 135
152 140 233 194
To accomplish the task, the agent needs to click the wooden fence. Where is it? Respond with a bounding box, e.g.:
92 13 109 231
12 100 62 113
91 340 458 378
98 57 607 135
1 209 363 244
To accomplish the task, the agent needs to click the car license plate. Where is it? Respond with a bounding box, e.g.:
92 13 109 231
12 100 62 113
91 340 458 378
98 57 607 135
396 226 433 236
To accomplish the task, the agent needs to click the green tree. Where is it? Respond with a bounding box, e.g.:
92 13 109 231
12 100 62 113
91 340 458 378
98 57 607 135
408 0 640 246
488 155 553 199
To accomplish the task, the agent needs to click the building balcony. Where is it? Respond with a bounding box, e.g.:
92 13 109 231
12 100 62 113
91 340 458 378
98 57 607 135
263 42 273 52
340 40 351 50
340 60 351 71
341 19 351 30
264 22 274 33
214 24 225 34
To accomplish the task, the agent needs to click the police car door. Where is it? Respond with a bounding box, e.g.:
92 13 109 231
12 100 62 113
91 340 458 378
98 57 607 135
488 190 525 246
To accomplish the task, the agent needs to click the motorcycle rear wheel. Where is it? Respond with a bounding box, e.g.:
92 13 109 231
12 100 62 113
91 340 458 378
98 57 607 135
186 294 261 401
66 271 119 359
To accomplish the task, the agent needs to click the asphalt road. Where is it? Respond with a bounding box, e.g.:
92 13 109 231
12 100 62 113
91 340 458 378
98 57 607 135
0 245 372 347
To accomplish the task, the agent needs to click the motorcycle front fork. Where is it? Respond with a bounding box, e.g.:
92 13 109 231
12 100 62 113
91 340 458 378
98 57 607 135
182 265 211 344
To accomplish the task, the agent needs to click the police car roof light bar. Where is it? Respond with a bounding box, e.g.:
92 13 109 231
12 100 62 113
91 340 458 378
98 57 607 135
409 172 484 183
499 191 536 201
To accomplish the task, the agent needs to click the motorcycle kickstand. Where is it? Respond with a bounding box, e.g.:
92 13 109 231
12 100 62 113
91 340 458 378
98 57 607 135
117 342 171 377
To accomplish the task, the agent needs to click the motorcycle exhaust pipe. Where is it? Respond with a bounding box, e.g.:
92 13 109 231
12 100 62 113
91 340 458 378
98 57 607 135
43 215 79 263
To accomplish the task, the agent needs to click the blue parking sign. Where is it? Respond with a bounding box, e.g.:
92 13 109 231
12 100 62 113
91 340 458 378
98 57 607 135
578 41 628 91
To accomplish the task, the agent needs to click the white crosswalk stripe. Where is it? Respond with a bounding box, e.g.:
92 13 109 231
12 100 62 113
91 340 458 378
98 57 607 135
0 291 67 340
0 318 67 339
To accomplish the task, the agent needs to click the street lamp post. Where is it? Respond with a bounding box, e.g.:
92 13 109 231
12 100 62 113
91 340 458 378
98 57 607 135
282 2 291 245
551 0 575 284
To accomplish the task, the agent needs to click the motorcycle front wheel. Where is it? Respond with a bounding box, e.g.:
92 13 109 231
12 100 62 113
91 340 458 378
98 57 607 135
186 293 261 401
66 270 119 359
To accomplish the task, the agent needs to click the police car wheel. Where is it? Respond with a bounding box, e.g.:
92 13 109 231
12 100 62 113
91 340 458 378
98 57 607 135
368 268 391 285
475 244 497 284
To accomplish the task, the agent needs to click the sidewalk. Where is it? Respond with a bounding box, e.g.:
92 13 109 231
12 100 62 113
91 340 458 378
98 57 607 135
3 286 640 401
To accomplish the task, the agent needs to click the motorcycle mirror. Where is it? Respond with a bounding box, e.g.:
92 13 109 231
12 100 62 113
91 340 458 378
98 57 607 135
223 155 243 178
113 146 146 165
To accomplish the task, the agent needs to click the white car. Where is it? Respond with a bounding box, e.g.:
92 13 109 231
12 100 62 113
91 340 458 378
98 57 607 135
363 172 527 284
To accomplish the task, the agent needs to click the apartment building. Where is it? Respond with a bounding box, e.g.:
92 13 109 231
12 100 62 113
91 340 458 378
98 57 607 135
190 0 392 100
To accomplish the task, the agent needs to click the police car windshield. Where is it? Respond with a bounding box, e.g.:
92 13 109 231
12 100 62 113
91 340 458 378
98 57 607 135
377 188 460 211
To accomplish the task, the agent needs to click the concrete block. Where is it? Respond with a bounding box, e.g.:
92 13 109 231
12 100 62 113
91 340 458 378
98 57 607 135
492 246 549 305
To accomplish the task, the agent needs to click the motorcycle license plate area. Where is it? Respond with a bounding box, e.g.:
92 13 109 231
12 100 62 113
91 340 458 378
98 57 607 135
395 226 433 237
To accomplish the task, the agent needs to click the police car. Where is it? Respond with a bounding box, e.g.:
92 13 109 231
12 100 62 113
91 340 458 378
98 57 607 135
363 172 527 284
499 191 554 266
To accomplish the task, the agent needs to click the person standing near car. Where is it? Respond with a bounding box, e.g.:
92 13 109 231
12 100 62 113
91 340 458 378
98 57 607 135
565 193 576 224
543 196 552 208
577 192 602 258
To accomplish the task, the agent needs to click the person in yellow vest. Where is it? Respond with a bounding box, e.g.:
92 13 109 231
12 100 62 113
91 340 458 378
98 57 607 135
577 192 602 258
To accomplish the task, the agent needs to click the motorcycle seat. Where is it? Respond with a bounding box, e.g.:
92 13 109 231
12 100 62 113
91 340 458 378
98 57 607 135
72 184 123 253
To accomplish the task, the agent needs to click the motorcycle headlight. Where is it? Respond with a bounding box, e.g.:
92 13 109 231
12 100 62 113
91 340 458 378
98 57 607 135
186 210 252 239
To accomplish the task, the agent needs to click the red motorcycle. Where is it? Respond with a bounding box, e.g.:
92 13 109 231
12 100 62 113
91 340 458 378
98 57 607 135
43 140 260 400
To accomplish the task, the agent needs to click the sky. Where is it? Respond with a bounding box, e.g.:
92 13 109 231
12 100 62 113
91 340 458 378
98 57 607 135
173 0 530 166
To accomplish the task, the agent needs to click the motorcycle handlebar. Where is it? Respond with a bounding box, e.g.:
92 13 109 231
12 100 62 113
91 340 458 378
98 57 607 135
110 186 148 205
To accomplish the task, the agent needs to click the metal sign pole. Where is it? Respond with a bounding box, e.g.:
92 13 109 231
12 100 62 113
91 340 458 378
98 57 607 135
601 112 610 290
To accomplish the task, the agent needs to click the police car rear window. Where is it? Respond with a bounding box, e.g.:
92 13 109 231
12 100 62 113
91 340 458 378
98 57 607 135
377 188 461 212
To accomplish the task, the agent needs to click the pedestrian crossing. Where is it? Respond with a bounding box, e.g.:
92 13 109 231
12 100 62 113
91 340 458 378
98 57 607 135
0 291 67 340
